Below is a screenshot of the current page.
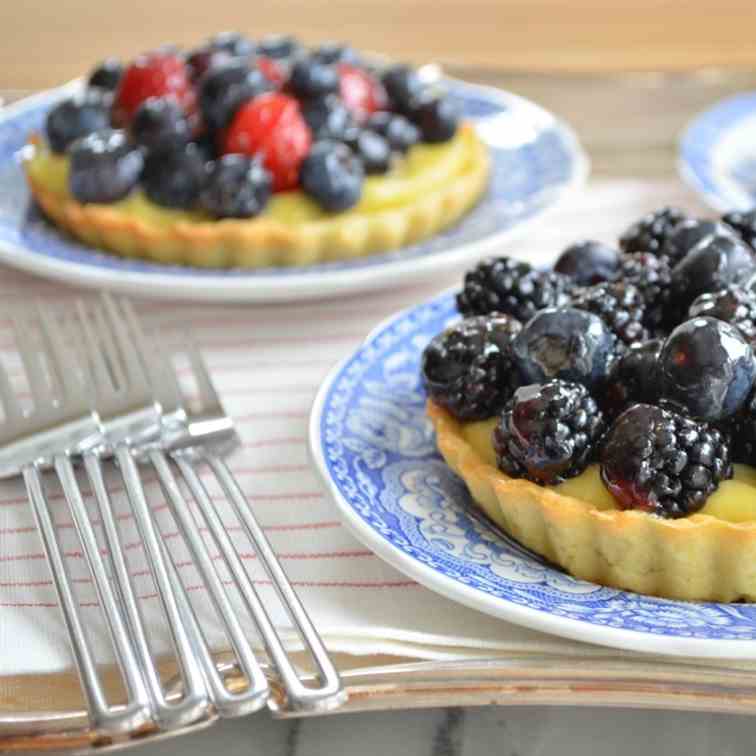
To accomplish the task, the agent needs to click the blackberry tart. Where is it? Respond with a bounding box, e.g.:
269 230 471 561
24 36 490 268
425 208 756 602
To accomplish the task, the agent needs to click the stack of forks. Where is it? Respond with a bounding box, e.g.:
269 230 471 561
0 296 343 741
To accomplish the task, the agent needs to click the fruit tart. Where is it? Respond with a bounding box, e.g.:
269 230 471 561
423 207 756 602
23 34 490 268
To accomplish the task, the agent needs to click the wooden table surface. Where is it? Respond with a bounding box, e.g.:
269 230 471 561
2 0 756 89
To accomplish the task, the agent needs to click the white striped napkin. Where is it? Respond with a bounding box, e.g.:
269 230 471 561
0 178 713 675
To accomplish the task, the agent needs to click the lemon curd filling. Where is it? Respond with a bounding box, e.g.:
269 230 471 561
461 417 756 522
24 124 490 268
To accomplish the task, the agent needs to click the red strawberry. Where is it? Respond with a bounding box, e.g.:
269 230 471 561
258 56 286 88
114 52 196 124
337 63 387 123
223 93 312 192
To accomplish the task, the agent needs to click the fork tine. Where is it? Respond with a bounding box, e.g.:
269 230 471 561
0 356 22 427
73 300 118 400
11 310 53 413
182 333 218 410
101 295 152 398
37 302 87 407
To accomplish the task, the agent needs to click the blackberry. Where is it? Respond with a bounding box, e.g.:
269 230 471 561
689 285 756 346
570 281 649 346
600 403 732 518
722 209 756 250
200 154 272 219
493 380 605 485
456 257 572 322
421 315 523 421
603 338 663 418
618 252 672 332
141 144 207 210
619 206 688 256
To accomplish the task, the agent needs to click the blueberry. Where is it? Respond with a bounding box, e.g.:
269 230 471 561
512 307 617 391
142 144 207 209
662 218 736 267
131 97 191 153
88 59 123 92
300 140 364 211
208 31 256 59
300 95 359 141
660 316 756 422
287 57 339 98
186 46 234 82
258 34 301 59
367 112 419 152
68 129 143 204
199 61 272 131
554 240 621 285
669 233 755 320
200 154 272 218
349 130 392 174
45 92 111 153
412 97 459 143
381 65 426 113
312 42 359 65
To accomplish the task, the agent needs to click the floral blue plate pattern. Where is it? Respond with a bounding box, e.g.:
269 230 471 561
679 92 756 212
0 79 587 302
310 291 756 658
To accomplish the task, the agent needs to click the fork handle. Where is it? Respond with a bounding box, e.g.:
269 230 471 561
25 460 153 736
176 451 345 712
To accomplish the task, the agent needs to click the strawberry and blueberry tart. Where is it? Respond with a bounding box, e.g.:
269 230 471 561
23 34 490 268
422 207 756 602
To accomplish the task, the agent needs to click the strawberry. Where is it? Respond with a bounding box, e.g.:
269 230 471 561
337 63 387 123
258 56 286 88
114 52 196 124
223 93 312 192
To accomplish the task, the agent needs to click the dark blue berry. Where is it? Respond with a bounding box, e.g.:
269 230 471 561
186 46 234 82
199 61 272 131
200 154 271 219
312 42 359 65
603 338 664 417
554 240 620 285
68 129 143 204
208 31 256 59
512 307 617 391
45 92 111 153
300 140 364 211
88 59 123 91
660 316 756 422
381 65 426 113
131 97 191 153
689 285 756 346
723 209 756 250
412 97 459 143
668 233 756 322
300 95 358 141
287 57 339 98
258 35 301 59
367 112 419 152
142 144 207 210
662 218 735 267
348 130 392 174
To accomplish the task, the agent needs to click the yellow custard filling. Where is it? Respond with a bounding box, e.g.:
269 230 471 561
461 418 756 523
25 125 477 227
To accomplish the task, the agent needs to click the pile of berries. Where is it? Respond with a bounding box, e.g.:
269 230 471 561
422 206 756 518
45 34 460 218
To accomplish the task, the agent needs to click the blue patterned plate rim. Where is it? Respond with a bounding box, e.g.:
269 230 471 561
310 290 756 658
0 78 588 302
679 90 756 212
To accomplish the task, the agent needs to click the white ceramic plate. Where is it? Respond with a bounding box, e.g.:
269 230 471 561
0 79 588 302
310 291 756 658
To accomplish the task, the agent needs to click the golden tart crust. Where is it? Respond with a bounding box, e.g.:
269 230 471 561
24 124 489 269
428 400 756 603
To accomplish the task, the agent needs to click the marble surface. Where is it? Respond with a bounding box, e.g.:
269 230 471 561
127 707 756 756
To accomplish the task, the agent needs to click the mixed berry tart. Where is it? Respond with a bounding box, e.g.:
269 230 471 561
24 35 490 268
424 206 756 602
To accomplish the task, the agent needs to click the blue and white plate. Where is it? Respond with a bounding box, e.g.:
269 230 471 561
310 291 756 658
680 92 756 212
0 79 587 302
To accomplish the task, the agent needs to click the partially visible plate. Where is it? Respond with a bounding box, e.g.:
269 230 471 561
310 291 756 659
679 91 756 212
0 79 588 302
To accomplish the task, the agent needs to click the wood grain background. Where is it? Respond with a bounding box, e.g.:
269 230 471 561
2 0 756 89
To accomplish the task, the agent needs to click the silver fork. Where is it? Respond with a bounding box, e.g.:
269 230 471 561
71 297 272 720
116 301 345 713
0 305 153 737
